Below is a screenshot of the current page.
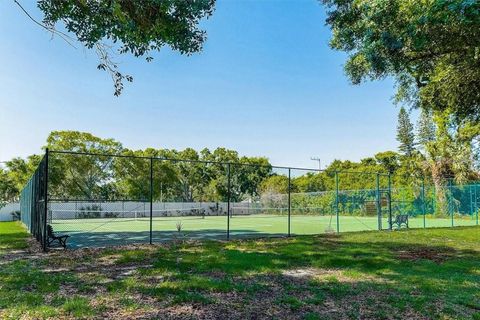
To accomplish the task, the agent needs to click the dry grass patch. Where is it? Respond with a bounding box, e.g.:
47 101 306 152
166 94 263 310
395 246 456 263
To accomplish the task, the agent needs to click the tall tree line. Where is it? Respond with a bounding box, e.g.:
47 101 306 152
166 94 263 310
1 131 272 205
2 128 479 217
395 108 480 214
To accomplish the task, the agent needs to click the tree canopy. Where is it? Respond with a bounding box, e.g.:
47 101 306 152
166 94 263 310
42 131 272 203
396 107 416 156
1 128 479 218
0 155 41 206
23 0 215 95
322 0 480 121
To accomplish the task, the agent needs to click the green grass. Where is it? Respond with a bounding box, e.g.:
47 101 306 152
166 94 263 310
0 222 479 319
0 221 29 254
62 296 94 318
51 214 479 248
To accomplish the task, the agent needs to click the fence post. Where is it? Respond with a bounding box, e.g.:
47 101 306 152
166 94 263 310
376 173 381 230
36 168 40 240
227 163 231 240
388 173 392 230
43 148 49 252
476 185 479 226
335 171 339 234
149 157 153 245
422 178 426 229
30 175 34 233
470 185 474 225
288 168 291 237
451 185 454 228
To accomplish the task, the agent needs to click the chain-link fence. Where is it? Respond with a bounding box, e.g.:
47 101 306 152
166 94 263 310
20 153 48 250
19 150 480 250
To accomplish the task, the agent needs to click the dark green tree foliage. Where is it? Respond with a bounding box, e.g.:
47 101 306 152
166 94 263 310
4 129 479 217
3 156 42 192
0 168 13 207
396 107 416 156
417 108 436 147
374 151 400 174
36 0 215 95
113 149 156 201
41 131 272 203
260 175 290 195
47 131 123 199
294 172 326 193
0 155 42 205
322 0 480 121
200 148 271 202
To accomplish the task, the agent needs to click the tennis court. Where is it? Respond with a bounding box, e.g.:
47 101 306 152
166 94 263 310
20 150 480 250
51 214 478 248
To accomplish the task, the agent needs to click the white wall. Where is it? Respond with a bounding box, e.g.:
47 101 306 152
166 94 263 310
8 201 262 222
47 201 257 220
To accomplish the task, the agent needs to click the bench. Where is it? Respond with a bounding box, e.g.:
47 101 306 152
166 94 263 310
47 225 69 248
390 214 409 230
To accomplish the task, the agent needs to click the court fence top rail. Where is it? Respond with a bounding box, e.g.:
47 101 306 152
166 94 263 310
48 149 392 176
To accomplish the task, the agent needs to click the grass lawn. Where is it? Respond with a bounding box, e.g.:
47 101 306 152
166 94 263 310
1 221 480 319
0 221 29 255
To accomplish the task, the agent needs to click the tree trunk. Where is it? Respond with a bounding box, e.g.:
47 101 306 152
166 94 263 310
431 163 448 217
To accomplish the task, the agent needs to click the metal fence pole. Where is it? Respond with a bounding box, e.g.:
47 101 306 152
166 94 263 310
30 175 34 233
388 174 392 230
33 169 37 241
451 186 454 227
36 167 41 241
43 148 49 252
422 178 426 229
476 185 479 226
470 185 474 224
335 171 339 234
288 168 291 237
227 163 231 240
376 173 381 230
149 157 153 245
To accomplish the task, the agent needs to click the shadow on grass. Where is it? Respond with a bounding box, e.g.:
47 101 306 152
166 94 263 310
0 231 29 245
1 227 480 319
91 234 480 318
0 232 29 253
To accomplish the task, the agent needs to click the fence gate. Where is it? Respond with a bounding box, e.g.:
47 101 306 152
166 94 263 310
378 190 392 230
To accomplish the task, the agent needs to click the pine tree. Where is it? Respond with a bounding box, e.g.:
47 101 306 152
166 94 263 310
416 108 436 148
396 107 415 156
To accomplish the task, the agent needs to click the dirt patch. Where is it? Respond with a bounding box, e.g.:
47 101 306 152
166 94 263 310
151 273 427 320
396 246 456 263
282 268 320 278
0 235 44 264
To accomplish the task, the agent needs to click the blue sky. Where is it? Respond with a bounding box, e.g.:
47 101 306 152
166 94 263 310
0 0 408 168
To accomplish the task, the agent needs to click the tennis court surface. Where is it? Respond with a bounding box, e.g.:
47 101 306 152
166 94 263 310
51 214 478 248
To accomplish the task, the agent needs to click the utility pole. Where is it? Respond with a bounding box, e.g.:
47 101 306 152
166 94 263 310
311 157 321 170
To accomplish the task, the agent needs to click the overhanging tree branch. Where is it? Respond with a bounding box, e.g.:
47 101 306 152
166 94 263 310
13 0 77 49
